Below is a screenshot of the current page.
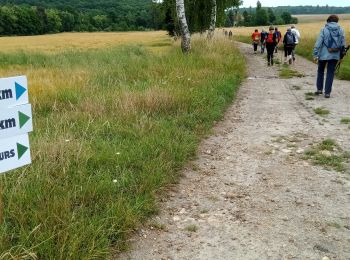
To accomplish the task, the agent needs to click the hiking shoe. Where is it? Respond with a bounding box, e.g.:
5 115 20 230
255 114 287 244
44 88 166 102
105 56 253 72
314 90 323 95
325 94 330 98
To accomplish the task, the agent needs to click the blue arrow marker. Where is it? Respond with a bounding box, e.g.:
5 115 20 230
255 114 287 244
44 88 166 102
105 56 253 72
15 82 27 100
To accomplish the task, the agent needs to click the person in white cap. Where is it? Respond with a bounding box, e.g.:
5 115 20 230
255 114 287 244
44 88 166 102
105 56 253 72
291 25 300 61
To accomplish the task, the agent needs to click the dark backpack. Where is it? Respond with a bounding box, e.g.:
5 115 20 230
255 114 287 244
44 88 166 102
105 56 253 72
285 33 294 45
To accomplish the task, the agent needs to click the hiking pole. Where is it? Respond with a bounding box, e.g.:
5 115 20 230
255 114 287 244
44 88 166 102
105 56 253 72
336 45 350 73
281 46 283 64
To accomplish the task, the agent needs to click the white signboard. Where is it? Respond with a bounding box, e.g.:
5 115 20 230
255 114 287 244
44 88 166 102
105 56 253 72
0 104 33 140
0 134 31 174
0 76 28 108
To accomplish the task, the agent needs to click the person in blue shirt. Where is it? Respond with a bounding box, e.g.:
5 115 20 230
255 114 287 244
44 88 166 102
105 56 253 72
313 15 346 98
260 29 268 54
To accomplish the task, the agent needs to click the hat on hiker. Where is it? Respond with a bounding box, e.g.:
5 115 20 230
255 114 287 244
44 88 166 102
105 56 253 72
287 28 291 32
327 14 339 23
269 26 274 31
291 25 295 28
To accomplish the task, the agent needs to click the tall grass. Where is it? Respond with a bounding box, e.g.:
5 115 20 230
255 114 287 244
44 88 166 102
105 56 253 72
0 36 245 258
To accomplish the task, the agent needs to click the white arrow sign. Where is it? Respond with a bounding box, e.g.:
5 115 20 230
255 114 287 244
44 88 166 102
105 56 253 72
0 76 28 108
0 134 31 174
0 104 33 140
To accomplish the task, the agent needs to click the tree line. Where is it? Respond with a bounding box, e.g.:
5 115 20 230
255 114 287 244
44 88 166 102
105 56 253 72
161 0 241 36
0 0 243 36
0 2 161 35
234 1 298 27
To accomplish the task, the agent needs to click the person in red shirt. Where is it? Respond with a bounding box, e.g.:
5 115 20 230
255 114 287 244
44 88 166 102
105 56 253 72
265 26 277 66
251 29 260 54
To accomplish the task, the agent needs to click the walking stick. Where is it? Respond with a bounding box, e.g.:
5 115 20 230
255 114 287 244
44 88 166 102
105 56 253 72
280 46 283 64
336 45 350 73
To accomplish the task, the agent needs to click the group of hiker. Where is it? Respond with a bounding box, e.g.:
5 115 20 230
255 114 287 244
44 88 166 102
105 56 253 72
251 25 300 66
223 29 233 38
250 15 347 98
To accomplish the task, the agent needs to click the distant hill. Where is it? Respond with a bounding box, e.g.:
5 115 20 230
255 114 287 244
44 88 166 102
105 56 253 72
239 5 350 15
0 0 152 13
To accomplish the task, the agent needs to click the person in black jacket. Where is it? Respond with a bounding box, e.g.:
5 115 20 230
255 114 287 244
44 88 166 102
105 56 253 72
265 26 277 66
283 28 296 64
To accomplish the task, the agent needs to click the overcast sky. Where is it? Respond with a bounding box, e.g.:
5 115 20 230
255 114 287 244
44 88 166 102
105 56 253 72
241 0 349 7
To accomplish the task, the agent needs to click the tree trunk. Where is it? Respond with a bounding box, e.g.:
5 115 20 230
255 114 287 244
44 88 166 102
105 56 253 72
207 0 217 39
176 0 191 53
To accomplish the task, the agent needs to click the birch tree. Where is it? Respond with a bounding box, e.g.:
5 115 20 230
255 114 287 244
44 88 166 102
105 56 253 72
207 0 217 39
176 0 191 53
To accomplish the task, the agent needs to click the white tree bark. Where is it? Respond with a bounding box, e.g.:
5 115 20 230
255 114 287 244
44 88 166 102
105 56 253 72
207 0 217 39
176 0 191 53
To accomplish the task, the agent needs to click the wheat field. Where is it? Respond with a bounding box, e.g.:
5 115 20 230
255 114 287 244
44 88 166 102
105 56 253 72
0 31 171 53
295 14 350 23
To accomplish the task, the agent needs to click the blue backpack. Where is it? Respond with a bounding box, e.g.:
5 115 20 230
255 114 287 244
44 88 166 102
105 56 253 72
324 28 343 52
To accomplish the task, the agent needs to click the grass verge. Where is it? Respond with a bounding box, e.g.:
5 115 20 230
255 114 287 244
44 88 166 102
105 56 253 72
0 37 245 258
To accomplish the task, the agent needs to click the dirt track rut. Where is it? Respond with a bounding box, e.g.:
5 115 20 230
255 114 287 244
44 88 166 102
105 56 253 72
118 42 350 260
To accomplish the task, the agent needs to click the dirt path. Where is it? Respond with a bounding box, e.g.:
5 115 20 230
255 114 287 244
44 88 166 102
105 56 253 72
117 43 350 260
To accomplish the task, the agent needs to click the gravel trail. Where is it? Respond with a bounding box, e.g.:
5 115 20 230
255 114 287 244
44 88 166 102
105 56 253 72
117 42 350 260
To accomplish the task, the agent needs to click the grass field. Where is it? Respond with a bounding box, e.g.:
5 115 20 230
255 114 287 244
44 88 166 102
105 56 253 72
0 31 172 53
230 19 350 80
295 14 350 23
0 32 245 258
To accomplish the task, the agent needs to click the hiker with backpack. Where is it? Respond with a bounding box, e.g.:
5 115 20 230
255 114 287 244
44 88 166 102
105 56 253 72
274 27 282 53
291 25 301 62
251 29 260 54
313 15 346 98
260 29 268 54
283 28 296 64
265 26 277 66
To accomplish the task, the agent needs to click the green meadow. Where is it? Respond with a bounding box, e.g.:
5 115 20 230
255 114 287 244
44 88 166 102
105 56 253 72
0 34 245 258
